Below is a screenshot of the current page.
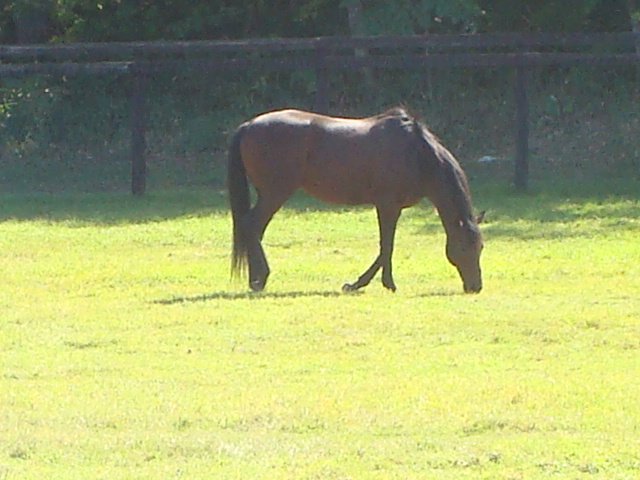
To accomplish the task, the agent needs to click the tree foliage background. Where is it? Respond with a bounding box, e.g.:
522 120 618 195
1 0 637 43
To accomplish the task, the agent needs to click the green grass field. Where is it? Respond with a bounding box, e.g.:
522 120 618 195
1 180 639 479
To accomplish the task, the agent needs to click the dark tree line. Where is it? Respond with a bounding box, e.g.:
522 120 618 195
1 0 638 45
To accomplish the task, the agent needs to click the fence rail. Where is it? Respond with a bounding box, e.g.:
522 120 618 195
1 32 638 194
2 51 638 77
2 32 638 60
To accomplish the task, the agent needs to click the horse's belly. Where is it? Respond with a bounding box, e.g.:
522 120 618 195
302 178 368 205
301 161 422 206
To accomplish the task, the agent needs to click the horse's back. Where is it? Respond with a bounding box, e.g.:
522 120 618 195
245 109 368 133
246 109 315 128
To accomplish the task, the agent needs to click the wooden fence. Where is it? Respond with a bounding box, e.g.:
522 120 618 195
1 32 638 194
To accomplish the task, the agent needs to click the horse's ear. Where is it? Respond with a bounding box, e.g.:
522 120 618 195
475 211 486 224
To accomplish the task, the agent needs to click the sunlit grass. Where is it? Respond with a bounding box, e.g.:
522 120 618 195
1 182 639 479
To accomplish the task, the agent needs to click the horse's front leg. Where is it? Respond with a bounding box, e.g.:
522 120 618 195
343 205 401 292
377 205 401 291
342 255 381 292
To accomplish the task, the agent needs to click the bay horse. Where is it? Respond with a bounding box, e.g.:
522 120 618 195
227 107 484 293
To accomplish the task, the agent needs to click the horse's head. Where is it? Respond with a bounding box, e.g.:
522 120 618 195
446 212 485 293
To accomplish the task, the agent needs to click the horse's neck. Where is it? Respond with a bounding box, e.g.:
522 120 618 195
434 200 464 237
428 171 471 235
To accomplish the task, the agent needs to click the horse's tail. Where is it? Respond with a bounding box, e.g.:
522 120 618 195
227 125 250 278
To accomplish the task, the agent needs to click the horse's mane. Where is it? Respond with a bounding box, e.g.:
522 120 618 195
373 106 412 119
386 107 475 223
371 106 417 125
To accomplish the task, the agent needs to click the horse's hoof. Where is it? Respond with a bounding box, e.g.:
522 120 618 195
250 279 265 292
342 283 357 293
382 280 397 292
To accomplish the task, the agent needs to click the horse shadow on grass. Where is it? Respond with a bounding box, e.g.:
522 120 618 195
411 289 463 298
152 287 464 305
153 289 362 305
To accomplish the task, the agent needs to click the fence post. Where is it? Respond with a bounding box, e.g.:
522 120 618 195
514 65 529 191
130 64 148 196
314 40 329 114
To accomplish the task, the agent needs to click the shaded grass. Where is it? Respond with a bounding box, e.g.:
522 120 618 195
1 180 639 479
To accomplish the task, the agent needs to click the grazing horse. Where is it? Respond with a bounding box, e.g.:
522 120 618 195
227 107 484 293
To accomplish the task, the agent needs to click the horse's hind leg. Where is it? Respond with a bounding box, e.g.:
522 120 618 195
244 192 289 291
